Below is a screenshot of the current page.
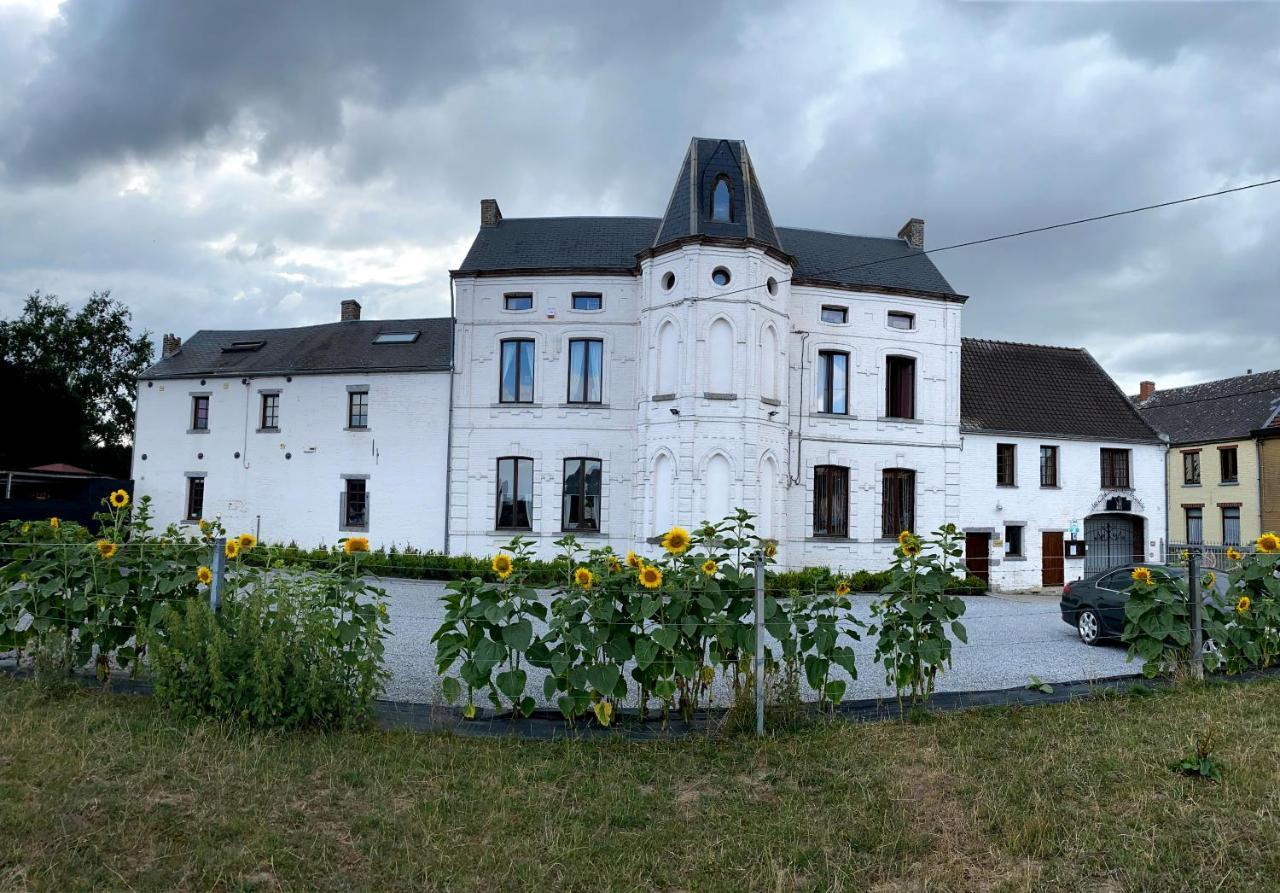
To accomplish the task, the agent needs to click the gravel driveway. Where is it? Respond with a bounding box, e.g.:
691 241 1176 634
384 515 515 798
376 577 1137 706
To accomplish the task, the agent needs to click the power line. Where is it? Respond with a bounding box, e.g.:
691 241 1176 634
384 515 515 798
699 175 1280 302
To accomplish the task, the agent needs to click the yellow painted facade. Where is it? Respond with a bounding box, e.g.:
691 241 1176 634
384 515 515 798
1260 435 1280 535
1167 438 1261 544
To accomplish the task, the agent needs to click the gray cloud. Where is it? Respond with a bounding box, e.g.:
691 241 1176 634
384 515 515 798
0 0 1276 393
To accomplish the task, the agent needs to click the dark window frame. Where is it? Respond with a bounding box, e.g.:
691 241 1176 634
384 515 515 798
1040 445 1059 488
499 338 535 404
710 174 733 222
1220 447 1238 484
1185 506 1204 544
260 393 279 430
1183 450 1201 485
813 464 850 538
496 456 534 531
503 293 534 311
817 350 849 415
571 292 603 311
1222 506 1241 545
820 305 848 324
996 443 1016 486
881 468 915 538
566 338 604 405
885 355 916 419
185 476 205 521
1101 448 1131 489
191 395 209 431
887 311 915 330
1004 524 1024 558
347 390 369 429
561 457 603 532
341 478 369 531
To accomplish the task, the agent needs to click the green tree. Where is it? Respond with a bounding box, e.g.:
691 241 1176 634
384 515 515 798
0 291 153 452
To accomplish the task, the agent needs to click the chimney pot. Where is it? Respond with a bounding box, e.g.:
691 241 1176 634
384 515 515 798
340 299 362 322
897 217 924 249
161 333 182 358
1139 380 1156 401
481 198 503 228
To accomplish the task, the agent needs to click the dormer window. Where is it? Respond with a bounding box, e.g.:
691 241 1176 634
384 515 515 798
711 175 732 222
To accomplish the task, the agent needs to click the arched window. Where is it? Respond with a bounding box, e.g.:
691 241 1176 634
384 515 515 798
656 321 679 395
761 325 779 400
705 454 731 523
708 318 733 394
653 453 675 533
711 175 732 222
759 456 778 538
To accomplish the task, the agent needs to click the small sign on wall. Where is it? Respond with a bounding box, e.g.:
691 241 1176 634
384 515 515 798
1065 539 1087 559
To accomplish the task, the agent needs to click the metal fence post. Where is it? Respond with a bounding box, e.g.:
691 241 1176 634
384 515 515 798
754 551 765 738
1187 550 1203 681
209 537 227 612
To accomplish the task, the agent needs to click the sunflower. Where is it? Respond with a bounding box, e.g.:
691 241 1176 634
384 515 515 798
700 558 718 577
20 522 30 535
491 553 514 580
835 580 851 597
1179 549 1190 562
196 565 213 586
199 519 211 534
108 489 130 509
762 541 777 559
96 540 117 559
1226 546 1243 561
661 526 691 555
625 550 642 569
573 567 595 590
1257 532 1280 554
902 540 920 557
897 530 914 548
343 536 370 554
49 517 60 530
638 564 663 589
607 556 623 574
224 539 241 559
1237 595 1251 614
1202 571 1216 590
1131 566 1154 586
237 532 257 550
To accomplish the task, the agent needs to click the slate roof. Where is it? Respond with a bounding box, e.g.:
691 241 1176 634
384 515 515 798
653 138 783 251
140 318 453 380
1133 369 1280 444
778 226 958 296
961 339 1161 443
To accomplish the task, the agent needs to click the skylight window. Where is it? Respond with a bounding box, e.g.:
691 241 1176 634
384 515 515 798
373 331 420 344
221 340 265 353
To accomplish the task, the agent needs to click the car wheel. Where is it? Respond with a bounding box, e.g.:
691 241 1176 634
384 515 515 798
1077 608 1101 646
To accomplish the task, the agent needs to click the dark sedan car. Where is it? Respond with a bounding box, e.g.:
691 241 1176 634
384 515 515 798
1059 564 1228 645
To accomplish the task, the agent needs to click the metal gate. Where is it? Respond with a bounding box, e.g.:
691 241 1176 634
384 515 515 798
1084 515 1135 574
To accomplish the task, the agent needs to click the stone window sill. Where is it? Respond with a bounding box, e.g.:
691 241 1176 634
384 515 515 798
559 403 609 409
1219 480 1239 486
760 397 782 407
492 402 541 409
652 393 676 402
1003 555 1027 562
703 392 737 401
877 416 918 424
810 412 855 420
256 427 280 434
188 429 210 435
345 426 371 433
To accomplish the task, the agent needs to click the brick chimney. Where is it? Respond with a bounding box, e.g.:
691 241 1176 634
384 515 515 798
1139 380 1156 401
161 333 182 357
897 217 924 249
481 198 503 228
340 299 362 322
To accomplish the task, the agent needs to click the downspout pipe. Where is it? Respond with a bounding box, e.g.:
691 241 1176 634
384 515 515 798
443 278 457 555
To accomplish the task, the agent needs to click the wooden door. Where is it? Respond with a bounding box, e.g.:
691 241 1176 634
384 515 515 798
964 532 990 584
1042 531 1065 587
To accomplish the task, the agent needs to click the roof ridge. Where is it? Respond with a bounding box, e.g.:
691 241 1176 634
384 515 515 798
1141 369 1280 401
498 215 661 223
776 224 906 243
961 337 1085 353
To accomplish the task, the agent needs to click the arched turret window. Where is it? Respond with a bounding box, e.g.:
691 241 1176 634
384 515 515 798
711 175 732 222
708 318 733 394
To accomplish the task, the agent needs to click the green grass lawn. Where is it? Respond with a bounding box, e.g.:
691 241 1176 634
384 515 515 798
2 676 1279 891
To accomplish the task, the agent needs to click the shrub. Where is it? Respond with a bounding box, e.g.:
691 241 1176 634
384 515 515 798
1202 538 1280 674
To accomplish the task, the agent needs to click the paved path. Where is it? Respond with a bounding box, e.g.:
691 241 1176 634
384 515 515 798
376 578 1136 706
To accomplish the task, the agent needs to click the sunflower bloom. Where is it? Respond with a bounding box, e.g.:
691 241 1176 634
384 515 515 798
224 539 241 559
21 522 30 535
491 553 514 580
1226 546 1243 561
96 540 117 559
196 565 213 586
573 567 594 590
1257 532 1280 554
661 526 691 555
108 489 130 509
343 536 370 554
835 580 851 597
237 532 257 550
762 541 777 559
700 558 718 577
897 530 914 548
625 550 642 569
1131 566 1154 586
607 556 622 574
1202 571 1216 590
1179 549 1190 562
1237 595 1251 614
902 540 920 557
49 517 60 530
638 564 663 589
199 519 211 534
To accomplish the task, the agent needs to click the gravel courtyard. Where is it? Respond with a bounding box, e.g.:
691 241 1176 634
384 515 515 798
375 578 1136 706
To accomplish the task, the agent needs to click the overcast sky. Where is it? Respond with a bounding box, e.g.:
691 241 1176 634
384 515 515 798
0 0 1276 392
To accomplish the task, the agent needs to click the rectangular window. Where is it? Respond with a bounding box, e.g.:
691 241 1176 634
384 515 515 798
562 458 602 531
996 443 1016 486
567 338 603 404
342 478 368 530
1040 445 1059 487
260 393 279 429
571 293 603 311
1185 507 1203 544
881 469 915 538
1101 448 1131 488
191 395 209 431
817 350 849 414
813 465 849 538
1220 447 1238 483
496 457 534 530
1183 451 1200 485
185 476 205 521
885 356 915 419
887 311 915 330
499 339 535 403
1004 524 1024 557
1222 506 1241 545
504 293 533 311
347 390 368 429
820 306 848 324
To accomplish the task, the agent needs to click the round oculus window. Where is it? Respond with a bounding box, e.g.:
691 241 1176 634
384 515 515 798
766 276 778 296
661 271 676 291
712 267 731 287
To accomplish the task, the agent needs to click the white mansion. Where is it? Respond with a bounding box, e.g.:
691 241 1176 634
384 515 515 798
132 138 1167 591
